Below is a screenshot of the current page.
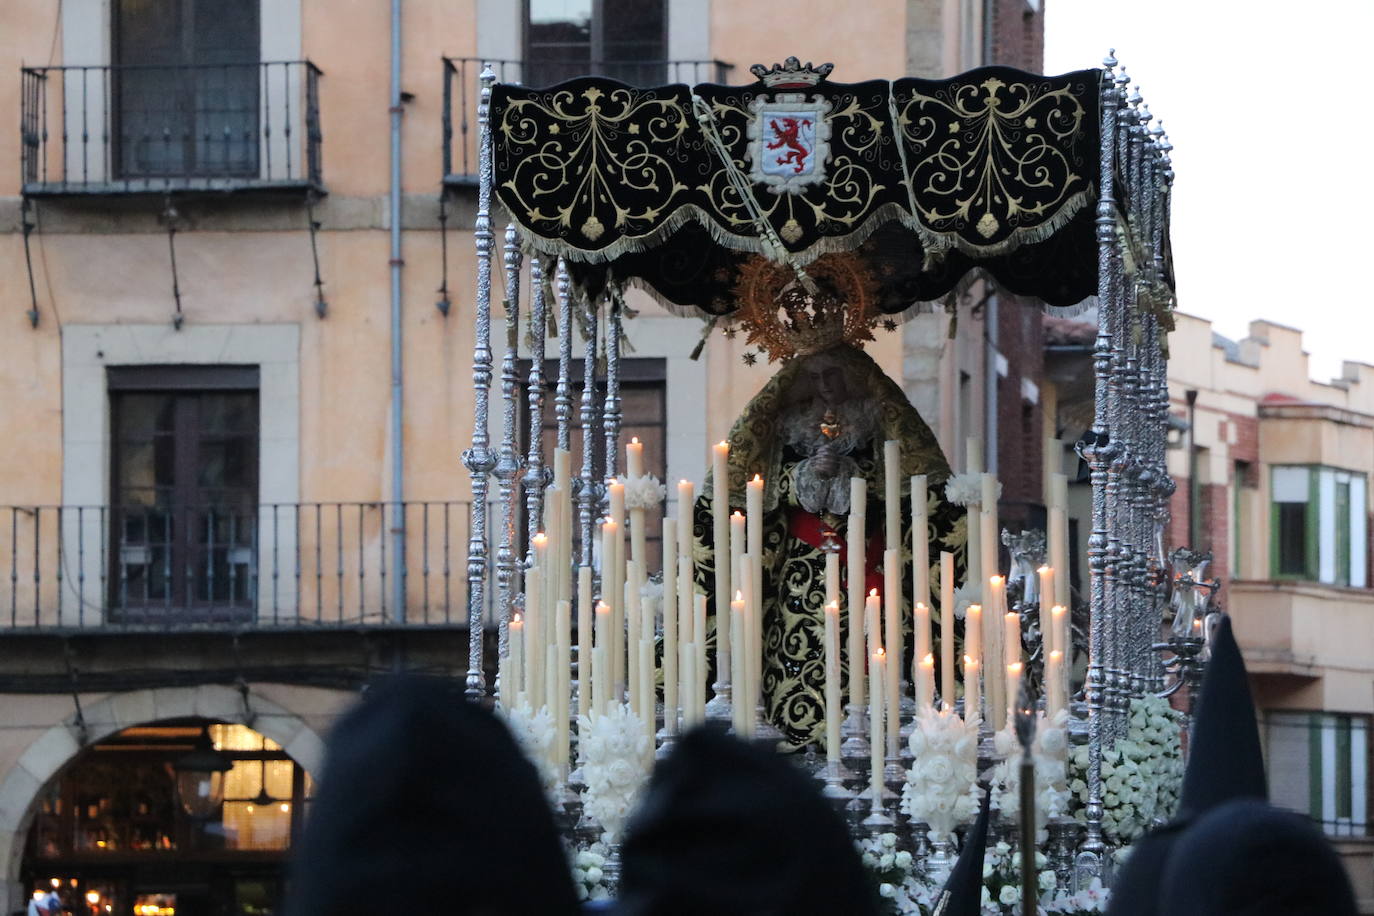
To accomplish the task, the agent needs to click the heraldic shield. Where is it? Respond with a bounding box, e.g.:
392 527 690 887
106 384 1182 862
747 93 833 193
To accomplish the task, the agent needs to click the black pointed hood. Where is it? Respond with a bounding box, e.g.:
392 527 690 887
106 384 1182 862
284 675 579 916
617 725 877 916
1177 614 1267 818
1160 799 1356 915
1108 614 1267 916
931 790 991 916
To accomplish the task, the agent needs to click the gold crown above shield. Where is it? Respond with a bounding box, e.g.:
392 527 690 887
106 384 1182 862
731 252 880 363
749 57 835 90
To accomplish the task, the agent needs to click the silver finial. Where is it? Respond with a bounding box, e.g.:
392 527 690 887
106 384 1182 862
1114 64 1129 90
1103 48 1118 69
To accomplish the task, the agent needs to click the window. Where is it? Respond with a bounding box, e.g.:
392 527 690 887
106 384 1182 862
109 366 259 621
114 0 260 178
1234 460 1252 576
524 0 666 87
1268 711 1369 837
1270 465 1368 587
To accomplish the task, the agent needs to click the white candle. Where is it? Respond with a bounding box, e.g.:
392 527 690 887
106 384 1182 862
980 473 999 590
742 560 758 735
826 550 840 608
682 643 699 727
911 474 930 608
732 592 747 734
676 479 694 559
556 599 571 764
602 519 624 700
847 489 867 711
884 440 901 554
851 476 867 515
1049 473 1071 608
626 437 645 479
986 576 1006 731
546 643 559 728
965 604 982 671
577 566 593 714
1052 604 1069 707
1047 649 1065 718
870 648 886 803
883 549 901 755
1038 565 1056 658
963 654 980 725
914 602 931 669
1005 662 1023 731
626 559 642 719
918 653 936 712
593 601 611 716
824 600 842 763
966 439 983 587
662 516 678 733
712 442 732 689
865 589 882 667
554 447 572 492
678 555 693 733
746 475 764 691
940 551 956 709
509 613 525 708
639 637 654 732
694 592 707 704
525 565 544 711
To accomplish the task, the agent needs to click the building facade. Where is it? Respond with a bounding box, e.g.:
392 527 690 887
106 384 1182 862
0 0 1053 910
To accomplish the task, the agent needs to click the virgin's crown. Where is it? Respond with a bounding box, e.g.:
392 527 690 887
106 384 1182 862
749 57 834 90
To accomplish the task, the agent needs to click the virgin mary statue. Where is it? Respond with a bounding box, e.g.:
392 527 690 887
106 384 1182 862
693 254 967 749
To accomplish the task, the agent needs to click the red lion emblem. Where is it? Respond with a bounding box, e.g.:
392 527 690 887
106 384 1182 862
767 117 813 174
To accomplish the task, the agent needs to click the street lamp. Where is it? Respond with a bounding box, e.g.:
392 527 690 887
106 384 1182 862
173 726 233 819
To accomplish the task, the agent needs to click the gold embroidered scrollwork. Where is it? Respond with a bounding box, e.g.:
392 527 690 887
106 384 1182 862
894 68 1099 256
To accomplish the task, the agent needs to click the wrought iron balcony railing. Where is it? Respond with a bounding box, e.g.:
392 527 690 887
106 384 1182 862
0 502 489 631
442 56 734 183
20 61 324 196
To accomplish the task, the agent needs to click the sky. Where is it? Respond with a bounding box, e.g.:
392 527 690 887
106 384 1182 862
1044 0 1374 382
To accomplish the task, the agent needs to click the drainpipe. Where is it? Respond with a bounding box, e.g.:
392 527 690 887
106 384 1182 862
1186 389 1199 548
389 0 406 624
985 293 999 476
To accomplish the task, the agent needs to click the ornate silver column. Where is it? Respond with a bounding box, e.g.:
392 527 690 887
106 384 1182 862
579 295 601 566
1075 50 1120 885
604 286 625 483
462 64 498 698
525 259 550 557
555 260 575 452
494 223 525 690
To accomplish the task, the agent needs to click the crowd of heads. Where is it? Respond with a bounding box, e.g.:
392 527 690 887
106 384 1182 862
282 617 1356 916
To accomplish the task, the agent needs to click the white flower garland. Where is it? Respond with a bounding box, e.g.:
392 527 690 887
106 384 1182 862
577 702 653 842
1069 694 1184 843
900 707 982 843
987 708 1071 840
618 473 667 510
944 473 988 508
569 841 612 903
502 701 558 797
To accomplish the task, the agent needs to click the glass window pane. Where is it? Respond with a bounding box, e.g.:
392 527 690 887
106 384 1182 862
1277 503 1308 577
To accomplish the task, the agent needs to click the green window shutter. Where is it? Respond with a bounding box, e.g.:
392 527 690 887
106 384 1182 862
1307 468 1320 581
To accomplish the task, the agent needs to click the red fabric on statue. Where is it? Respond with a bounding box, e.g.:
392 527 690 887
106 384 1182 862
787 508 885 594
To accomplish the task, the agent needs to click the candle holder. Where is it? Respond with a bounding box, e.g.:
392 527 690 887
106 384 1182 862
600 836 623 891
924 834 956 884
754 704 785 746
1046 817 1080 894
704 682 733 720
821 759 856 801
861 786 895 829
841 702 870 758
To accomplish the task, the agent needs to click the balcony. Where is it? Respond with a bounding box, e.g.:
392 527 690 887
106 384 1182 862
0 502 486 632
20 61 323 197
442 56 734 185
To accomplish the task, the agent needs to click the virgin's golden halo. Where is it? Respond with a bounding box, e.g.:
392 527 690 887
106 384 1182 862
730 252 881 363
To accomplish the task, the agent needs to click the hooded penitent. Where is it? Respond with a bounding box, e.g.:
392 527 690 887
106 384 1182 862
1107 615 1268 916
616 725 877 916
283 676 579 916
1158 799 1356 916
930 791 991 916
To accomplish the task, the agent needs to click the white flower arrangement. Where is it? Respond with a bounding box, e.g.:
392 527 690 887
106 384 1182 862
502 701 559 798
900 707 982 843
577 702 653 842
987 708 1071 840
952 583 982 619
639 575 665 605
1068 694 1184 843
980 840 1059 915
944 473 987 508
855 832 933 915
619 473 667 510
1045 877 1111 914
568 841 612 903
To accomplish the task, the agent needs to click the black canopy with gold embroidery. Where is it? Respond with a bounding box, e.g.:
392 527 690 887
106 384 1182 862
490 63 1134 314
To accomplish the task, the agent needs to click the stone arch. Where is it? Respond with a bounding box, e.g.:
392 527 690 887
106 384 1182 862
0 683 329 910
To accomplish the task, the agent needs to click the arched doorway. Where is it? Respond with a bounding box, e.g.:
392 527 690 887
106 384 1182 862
20 721 313 916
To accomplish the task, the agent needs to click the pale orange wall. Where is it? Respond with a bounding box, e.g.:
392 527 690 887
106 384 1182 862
710 3 910 84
